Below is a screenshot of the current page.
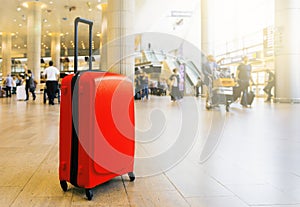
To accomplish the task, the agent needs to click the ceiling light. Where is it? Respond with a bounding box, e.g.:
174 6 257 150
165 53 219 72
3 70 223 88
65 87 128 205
22 2 29 8
96 4 102 10
17 7 21 11
49 1 53 4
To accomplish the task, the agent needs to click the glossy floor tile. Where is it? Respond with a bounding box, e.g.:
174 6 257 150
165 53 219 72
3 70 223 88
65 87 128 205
1 95 300 206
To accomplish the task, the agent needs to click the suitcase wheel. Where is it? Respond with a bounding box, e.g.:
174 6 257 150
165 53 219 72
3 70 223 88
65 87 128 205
60 180 68 192
85 189 93 200
128 172 135 182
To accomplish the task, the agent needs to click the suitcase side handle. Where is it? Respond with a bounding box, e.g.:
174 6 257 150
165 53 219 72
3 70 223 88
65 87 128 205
74 17 93 73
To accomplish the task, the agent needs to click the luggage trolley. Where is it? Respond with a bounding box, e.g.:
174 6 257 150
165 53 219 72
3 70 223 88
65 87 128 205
206 78 236 112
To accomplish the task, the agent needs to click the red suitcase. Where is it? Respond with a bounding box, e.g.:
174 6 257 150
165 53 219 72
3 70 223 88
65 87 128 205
59 17 135 200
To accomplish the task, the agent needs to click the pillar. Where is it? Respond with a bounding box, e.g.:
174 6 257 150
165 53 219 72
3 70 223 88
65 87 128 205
274 0 300 103
50 33 61 70
201 0 215 55
100 3 108 70
26 1 45 83
1 32 12 78
107 0 135 77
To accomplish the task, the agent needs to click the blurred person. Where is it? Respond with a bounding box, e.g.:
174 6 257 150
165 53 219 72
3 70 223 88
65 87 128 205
24 70 36 101
141 71 149 100
43 60 60 105
12 76 17 94
236 56 254 107
16 75 23 86
263 69 275 102
195 76 203 97
202 55 219 106
5 74 13 97
168 68 181 102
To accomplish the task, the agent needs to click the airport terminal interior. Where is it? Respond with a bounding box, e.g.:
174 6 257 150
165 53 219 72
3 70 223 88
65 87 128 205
1 0 300 206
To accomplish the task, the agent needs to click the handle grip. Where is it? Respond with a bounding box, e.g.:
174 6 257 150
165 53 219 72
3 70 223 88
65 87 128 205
74 17 93 73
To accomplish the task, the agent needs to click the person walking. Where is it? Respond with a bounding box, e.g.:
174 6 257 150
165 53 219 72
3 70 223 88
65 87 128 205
168 68 181 102
5 74 13 98
43 60 60 105
24 70 36 101
236 56 254 107
202 55 219 107
263 69 275 102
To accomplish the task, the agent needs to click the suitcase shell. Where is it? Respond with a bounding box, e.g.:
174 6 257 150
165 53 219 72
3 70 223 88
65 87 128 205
59 71 135 190
16 85 26 100
241 90 255 106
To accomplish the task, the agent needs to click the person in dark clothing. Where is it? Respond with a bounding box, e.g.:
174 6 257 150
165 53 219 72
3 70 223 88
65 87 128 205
195 77 203 97
24 70 36 101
263 70 275 102
236 56 254 107
141 72 149 100
5 74 13 97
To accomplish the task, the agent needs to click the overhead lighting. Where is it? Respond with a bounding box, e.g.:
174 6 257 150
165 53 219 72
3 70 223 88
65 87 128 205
17 7 21 11
22 2 29 8
96 4 102 10
170 10 193 18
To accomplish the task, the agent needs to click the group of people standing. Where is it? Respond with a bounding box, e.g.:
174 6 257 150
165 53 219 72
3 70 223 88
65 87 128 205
1 60 60 104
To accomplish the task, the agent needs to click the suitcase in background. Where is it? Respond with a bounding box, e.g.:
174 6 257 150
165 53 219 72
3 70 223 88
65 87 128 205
59 17 135 200
233 86 242 101
16 85 26 100
241 90 255 106
247 90 255 105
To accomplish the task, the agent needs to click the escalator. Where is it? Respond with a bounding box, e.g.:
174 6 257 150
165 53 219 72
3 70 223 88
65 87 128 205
136 49 203 96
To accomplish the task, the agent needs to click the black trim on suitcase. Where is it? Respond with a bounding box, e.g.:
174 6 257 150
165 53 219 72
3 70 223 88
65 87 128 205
70 73 80 187
69 17 94 187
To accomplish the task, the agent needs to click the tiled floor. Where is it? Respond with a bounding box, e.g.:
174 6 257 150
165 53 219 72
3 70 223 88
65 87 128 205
1 94 300 207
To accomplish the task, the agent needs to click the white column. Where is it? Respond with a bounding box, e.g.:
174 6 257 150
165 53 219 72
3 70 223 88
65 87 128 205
107 0 135 77
201 0 215 55
50 33 61 70
274 0 300 103
26 2 44 83
1 32 12 78
100 3 108 71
